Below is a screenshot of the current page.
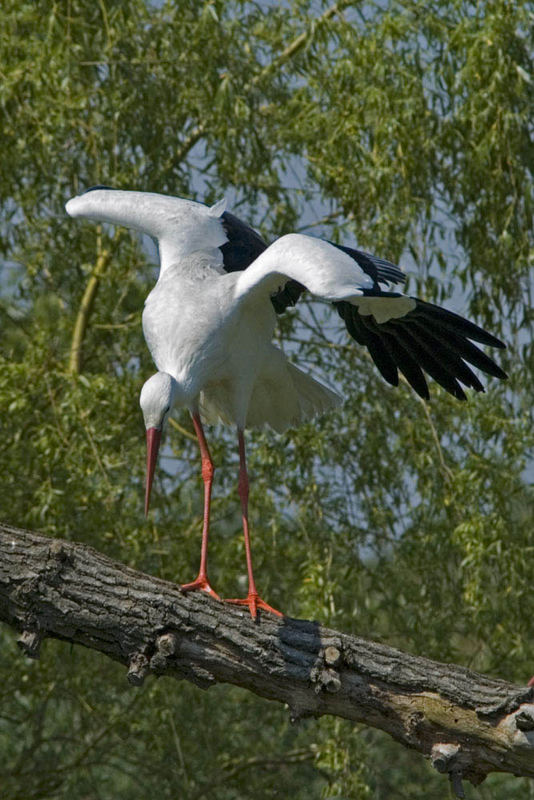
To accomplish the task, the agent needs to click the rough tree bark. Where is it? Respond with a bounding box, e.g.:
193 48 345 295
1 521 533 795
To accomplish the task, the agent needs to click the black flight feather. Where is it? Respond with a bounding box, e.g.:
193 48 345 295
412 299 505 349
380 331 430 399
388 324 468 400
328 242 405 287
82 184 116 193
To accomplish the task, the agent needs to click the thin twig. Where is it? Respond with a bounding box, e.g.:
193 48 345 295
68 227 121 374
417 395 454 483
169 417 197 442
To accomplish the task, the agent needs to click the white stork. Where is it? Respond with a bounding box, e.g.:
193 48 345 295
65 187 507 619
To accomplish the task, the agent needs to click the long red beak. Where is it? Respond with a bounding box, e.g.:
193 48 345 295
145 427 162 516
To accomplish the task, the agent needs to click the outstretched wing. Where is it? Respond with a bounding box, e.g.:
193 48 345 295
66 187 229 272
219 212 405 312
234 233 507 400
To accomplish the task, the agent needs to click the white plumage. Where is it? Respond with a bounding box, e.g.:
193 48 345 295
66 187 507 619
141 248 342 433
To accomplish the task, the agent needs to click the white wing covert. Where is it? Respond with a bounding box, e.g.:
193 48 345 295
234 233 376 304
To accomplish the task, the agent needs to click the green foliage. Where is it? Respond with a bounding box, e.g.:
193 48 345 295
1 0 533 797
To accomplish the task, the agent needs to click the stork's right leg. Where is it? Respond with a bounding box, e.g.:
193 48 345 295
180 413 220 599
224 429 283 619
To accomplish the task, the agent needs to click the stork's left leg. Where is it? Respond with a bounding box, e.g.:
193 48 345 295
225 429 283 620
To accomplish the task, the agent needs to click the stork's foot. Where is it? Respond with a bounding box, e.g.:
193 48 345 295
180 575 221 600
225 592 283 621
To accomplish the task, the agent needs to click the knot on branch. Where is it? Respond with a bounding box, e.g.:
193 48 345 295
48 540 72 564
431 742 461 773
149 632 216 689
324 645 342 667
17 628 43 659
150 633 179 672
514 707 534 732
430 743 466 798
45 541 74 586
127 651 151 686
310 643 343 694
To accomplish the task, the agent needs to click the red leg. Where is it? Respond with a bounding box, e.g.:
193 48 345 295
225 429 283 620
180 413 220 600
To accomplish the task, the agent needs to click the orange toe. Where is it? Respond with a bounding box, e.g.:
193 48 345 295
180 575 221 600
225 592 283 620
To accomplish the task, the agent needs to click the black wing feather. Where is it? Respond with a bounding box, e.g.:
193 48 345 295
82 184 116 193
328 241 405 287
380 331 430 399
337 291 506 400
358 312 399 386
387 324 468 400
336 301 366 345
406 319 485 392
413 316 508 379
413 299 505 349
270 279 305 313
220 211 268 271
397 320 480 394
336 303 399 387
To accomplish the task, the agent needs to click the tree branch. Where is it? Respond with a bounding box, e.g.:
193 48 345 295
68 228 122 375
2 521 533 794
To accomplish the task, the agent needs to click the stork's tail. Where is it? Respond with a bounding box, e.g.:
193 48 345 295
243 359 341 433
199 353 341 433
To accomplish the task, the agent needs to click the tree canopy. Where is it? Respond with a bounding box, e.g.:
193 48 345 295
1 0 533 797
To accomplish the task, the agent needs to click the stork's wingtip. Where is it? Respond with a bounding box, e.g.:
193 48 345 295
64 197 78 217
65 185 118 217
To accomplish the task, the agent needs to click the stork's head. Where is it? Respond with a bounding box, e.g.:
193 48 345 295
140 372 177 515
